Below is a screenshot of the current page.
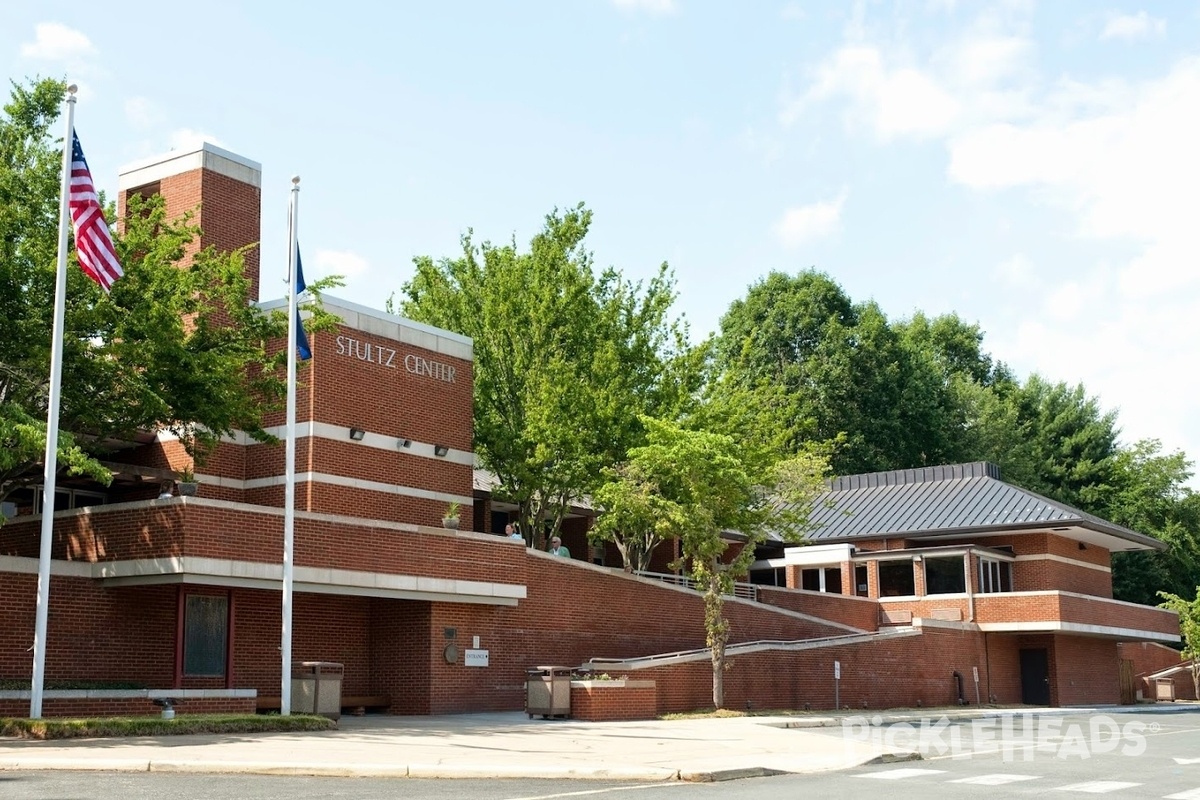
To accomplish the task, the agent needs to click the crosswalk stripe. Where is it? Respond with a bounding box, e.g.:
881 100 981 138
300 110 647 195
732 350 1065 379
1053 781 1142 794
948 774 1040 785
1165 789 1200 800
854 768 947 780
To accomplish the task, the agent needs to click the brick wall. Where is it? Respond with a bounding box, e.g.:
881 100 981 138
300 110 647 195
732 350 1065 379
1118 641 1186 677
757 586 879 632
0 573 176 687
634 627 1000 713
1052 635 1119 706
569 681 657 721
0 508 520 584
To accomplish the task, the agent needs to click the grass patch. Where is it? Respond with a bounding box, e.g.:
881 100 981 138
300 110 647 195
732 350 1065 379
1 713 335 740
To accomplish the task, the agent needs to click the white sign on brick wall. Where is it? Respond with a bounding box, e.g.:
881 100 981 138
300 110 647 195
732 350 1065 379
464 649 489 667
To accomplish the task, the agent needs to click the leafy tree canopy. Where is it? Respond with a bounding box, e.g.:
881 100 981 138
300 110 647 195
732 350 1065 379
401 204 702 543
592 415 828 707
0 77 336 506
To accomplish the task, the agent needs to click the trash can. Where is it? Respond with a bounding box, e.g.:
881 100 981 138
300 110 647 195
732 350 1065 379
526 666 572 719
1155 677 1176 702
291 661 344 720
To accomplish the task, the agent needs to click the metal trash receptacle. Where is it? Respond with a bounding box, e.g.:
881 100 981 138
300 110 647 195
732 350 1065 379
525 666 572 719
291 661 344 720
1155 677 1176 702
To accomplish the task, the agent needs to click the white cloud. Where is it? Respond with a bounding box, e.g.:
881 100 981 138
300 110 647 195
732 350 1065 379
168 128 223 151
782 46 960 140
948 59 1200 282
20 22 96 61
612 0 677 14
315 249 370 279
1099 11 1166 41
774 189 847 248
783 6 1200 478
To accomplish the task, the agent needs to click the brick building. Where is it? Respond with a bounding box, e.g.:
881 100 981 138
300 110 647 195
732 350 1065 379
0 144 1182 718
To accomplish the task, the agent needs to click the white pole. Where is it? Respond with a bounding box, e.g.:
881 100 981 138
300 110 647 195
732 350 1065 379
281 176 300 715
30 84 78 719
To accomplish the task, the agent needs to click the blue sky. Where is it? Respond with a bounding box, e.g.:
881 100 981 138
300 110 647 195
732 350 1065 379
4 1 1199 478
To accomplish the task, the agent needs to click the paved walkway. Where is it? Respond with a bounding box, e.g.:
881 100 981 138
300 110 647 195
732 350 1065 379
1 705 1196 782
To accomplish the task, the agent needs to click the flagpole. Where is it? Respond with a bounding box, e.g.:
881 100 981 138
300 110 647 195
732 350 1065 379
281 176 300 715
30 83 78 720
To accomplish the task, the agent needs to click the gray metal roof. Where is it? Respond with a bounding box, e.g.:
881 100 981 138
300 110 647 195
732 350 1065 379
801 462 1164 551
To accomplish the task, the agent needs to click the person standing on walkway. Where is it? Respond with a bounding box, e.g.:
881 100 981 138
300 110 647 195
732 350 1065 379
548 536 570 558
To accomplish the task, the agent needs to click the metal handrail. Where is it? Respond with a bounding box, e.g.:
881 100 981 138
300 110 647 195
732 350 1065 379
585 630 901 666
634 570 758 601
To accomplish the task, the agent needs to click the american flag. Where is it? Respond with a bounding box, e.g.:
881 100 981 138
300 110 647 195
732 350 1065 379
69 130 123 291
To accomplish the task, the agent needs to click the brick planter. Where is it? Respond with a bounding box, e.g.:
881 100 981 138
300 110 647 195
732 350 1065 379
569 679 657 721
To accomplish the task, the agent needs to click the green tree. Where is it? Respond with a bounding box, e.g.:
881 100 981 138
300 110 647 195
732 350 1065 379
713 271 975 474
401 204 699 544
1158 588 1200 700
592 417 828 708
965 375 1119 508
0 77 338 507
1101 441 1200 605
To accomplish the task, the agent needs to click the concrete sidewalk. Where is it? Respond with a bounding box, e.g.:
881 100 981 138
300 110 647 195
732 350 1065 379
1 705 1196 782
0 712 916 782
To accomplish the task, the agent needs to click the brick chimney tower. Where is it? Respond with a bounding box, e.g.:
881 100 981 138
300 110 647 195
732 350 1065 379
117 143 262 301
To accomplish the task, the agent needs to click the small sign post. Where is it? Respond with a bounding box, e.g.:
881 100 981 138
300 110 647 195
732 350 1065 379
973 666 981 705
834 660 841 709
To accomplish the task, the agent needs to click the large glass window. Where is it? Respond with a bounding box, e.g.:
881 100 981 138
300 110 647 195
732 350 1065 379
183 593 228 677
34 487 106 513
855 565 869 597
979 558 1013 593
879 560 915 597
925 556 966 594
800 567 843 594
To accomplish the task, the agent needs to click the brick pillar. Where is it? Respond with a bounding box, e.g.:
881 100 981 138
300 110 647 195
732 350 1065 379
118 143 262 301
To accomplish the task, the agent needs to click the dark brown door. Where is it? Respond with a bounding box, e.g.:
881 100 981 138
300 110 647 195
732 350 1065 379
1020 648 1051 705
1119 659 1136 705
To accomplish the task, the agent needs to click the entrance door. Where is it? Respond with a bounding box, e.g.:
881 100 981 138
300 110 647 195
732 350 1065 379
1020 648 1051 705
1118 659 1136 705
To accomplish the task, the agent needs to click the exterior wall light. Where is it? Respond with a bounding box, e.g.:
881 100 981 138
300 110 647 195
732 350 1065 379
434 444 449 457
398 438 412 449
349 427 366 441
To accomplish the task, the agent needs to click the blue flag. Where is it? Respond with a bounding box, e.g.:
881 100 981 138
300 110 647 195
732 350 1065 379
294 245 312 361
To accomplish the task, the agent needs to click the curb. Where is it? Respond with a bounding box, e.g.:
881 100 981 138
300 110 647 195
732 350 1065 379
680 766 788 782
0 758 679 782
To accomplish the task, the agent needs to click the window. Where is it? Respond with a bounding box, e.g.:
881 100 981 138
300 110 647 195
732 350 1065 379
979 558 1013 593
800 567 843 594
925 556 966 594
879 560 915 597
183 593 228 677
33 487 107 513
750 567 786 586
855 565 869 597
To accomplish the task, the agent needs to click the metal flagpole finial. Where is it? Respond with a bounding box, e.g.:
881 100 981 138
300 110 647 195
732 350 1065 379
66 84 78 102
291 175 300 186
